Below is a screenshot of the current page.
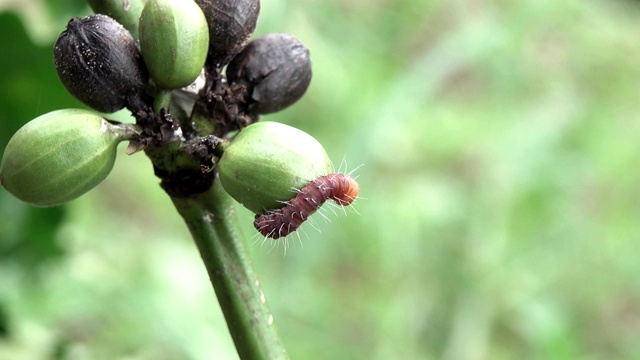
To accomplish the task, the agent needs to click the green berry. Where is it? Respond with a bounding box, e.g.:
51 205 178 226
1 109 129 207
218 121 333 214
87 0 146 39
139 0 209 89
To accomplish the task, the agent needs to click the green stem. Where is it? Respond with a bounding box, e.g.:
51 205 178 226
109 123 141 141
171 179 289 360
189 102 216 136
153 89 173 113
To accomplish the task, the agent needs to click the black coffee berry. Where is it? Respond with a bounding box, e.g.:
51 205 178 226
195 0 260 66
54 14 148 113
226 33 312 114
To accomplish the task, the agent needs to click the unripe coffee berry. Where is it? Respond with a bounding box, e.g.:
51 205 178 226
1 109 133 207
54 15 148 113
218 121 332 214
139 0 209 89
226 33 312 114
87 0 146 39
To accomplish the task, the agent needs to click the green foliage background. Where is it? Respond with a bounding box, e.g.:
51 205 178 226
2 0 640 359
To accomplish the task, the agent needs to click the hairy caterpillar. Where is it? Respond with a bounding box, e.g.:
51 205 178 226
254 173 359 239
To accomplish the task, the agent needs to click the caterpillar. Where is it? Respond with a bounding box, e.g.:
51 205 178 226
254 173 360 239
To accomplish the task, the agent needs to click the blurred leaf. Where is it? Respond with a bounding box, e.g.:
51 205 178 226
0 12 71 273
44 0 87 19
0 192 66 273
0 302 8 338
0 11 86 160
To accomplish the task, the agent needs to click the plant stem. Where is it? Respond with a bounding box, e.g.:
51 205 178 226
170 178 289 360
153 89 173 113
189 102 216 136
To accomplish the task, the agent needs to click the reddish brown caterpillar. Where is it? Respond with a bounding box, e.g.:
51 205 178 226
254 173 359 239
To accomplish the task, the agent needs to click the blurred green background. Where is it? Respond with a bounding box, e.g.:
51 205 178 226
2 0 640 359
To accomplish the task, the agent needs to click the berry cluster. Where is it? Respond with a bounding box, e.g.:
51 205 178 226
0 0 358 239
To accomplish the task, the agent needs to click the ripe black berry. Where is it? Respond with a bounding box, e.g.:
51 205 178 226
226 33 312 114
54 14 148 113
195 0 261 66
